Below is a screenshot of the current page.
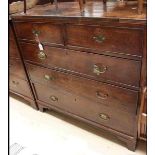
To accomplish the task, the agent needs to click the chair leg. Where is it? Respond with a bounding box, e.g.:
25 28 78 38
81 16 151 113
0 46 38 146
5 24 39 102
103 0 107 4
49 0 54 4
79 0 85 13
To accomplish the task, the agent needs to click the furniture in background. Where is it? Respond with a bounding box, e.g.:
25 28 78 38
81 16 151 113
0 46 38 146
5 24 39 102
79 0 146 14
9 19 38 109
10 1 146 151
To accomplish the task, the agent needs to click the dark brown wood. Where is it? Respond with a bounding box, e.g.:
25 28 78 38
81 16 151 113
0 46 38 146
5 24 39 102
27 63 139 114
10 74 32 98
33 82 136 136
9 19 38 109
9 58 27 80
14 21 63 45
66 24 143 57
10 1 146 151
9 39 20 59
20 42 141 89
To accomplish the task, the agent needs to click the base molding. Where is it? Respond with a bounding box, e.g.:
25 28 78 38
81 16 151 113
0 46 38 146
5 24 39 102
38 102 137 151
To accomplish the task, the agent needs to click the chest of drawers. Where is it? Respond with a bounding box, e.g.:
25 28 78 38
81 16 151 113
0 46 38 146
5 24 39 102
10 1 146 151
9 20 38 109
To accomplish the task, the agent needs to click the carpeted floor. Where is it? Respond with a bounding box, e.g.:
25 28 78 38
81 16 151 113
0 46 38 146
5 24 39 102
10 97 146 155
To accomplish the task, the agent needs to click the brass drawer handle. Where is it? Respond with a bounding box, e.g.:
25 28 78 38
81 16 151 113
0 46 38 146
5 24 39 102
32 29 40 36
93 64 107 75
96 91 108 100
93 35 105 43
50 96 58 102
38 52 46 60
44 74 55 81
12 80 19 86
99 113 110 120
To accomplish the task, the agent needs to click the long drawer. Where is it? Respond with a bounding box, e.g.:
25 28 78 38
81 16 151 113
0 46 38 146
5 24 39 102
66 24 143 57
20 42 141 88
9 58 26 80
33 83 136 136
14 21 63 45
27 63 139 114
10 74 32 98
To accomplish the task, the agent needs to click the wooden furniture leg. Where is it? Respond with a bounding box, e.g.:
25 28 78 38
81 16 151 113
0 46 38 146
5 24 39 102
103 0 107 4
79 0 85 13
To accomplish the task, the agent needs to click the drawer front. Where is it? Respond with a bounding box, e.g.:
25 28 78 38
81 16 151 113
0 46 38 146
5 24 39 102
9 24 14 41
27 64 139 114
34 83 136 136
14 21 63 45
9 59 26 80
9 74 32 98
9 39 20 58
66 25 143 57
20 42 141 88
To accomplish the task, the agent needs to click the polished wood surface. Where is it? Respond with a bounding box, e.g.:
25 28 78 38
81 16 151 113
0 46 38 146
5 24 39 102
14 21 63 45
20 42 141 89
66 24 143 57
27 63 139 114
9 58 26 80
33 82 136 136
11 1 146 20
11 1 146 151
10 74 32 98
9 20 38 109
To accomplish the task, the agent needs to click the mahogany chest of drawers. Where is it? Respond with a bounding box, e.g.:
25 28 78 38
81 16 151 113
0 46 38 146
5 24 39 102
9 19 38 109
10 1 146 151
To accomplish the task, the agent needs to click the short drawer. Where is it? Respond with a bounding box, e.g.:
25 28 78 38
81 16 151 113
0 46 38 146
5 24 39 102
14 21 63 45
20 42 141 88
34 83 136 136
9 74 32 98
27 63 139 114
66 24 143 57
9 58 26 80
9 39 20 58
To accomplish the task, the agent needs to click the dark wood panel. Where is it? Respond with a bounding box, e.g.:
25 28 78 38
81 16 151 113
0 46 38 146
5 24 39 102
20 42 141 88
14 21 64 45
27 63 139 114
9 58 26 80
9 39 20 58
9 24 14 40
66 24 143 57
9 74 32 98
33 82 136 136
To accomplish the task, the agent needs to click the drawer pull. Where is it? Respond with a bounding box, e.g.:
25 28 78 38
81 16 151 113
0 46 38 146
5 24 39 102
38 52 46 60
93 35 105 43
93 64 107 75
50 96 58 102
96 91 108 100
32 30 40 36
99 113 110 120
44 74 55 81
12 80 19 86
